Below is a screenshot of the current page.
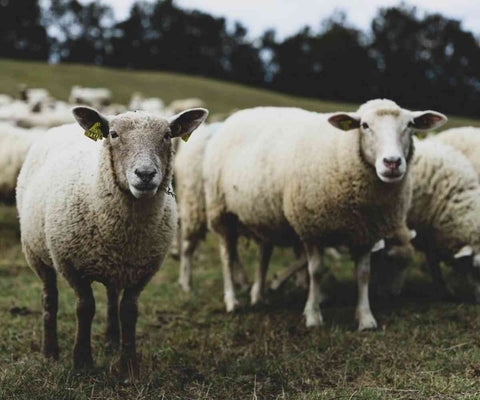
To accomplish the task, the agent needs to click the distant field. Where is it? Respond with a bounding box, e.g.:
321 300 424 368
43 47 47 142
0 58 479 129
1 59 480 399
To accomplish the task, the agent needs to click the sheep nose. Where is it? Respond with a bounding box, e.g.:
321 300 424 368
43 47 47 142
383 156 401 170
135 168 157 183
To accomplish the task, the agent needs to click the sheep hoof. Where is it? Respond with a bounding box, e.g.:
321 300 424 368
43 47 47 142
304 309 324 327
357 313 378 331
224 294 239 312
179 280 192 293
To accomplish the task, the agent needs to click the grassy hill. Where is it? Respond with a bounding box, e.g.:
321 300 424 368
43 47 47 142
0 58 479 129
1 59 480 399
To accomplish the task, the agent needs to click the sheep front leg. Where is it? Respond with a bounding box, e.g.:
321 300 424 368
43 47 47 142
355 250 377 331
120 282 146 378
179 237 199 292
250 242 273 305
303 244 326 327
73 281 96 368
105 283 120 350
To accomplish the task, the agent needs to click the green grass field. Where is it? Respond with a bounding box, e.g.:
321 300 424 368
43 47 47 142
1 59 480 399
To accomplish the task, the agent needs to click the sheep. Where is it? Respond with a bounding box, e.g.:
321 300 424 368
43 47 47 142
166 98 206 116
0 101 32 123
16 106 208 374
69 86 112 108
0 94 13 106
0 122 46 203
129 93 165 115
432 127 480 177
15 102 74 129
372 138 480 302
19 84 51 105
203 99 446 330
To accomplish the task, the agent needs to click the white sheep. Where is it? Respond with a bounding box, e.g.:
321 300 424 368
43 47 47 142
16 106 208 374
166 98 206 116
19 84 51 105
129 93 165 114
69 86 112 108
432 127 480 177
15 101 74 129
0 94 13 106
203 100 446 330
0 122 46 203
372 138 480 301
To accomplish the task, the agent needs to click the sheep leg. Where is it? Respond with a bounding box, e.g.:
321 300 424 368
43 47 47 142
233 259 250 290
105 283 120 350
72 281 95 368
24 247 59 360
120 281 147 378
250 242 273 305
303 244 326 327
355 250 377 331
218 224 242 312
270 256 307 291
179 236 199 293
426 251 451 299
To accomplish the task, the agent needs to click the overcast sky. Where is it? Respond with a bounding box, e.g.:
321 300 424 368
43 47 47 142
92 0 480 39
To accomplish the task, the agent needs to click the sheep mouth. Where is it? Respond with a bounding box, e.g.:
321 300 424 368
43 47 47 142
379 170 404 183
129 183 159 199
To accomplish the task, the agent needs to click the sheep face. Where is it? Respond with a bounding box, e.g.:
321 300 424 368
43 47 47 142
328 99 447 183
72 106 208 199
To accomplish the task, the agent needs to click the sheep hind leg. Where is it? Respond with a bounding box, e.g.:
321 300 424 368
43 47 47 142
26 249 59 360
178 236 199 293
250 242 273 305
105 283 120 351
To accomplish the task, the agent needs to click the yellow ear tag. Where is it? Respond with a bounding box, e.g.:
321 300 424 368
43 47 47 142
84 122 104 141
339 119 352 130
181 132 192 142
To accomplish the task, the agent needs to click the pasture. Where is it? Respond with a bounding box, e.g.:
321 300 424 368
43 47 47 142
1 60 480 399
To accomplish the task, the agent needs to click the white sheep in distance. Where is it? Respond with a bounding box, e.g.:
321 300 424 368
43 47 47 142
203 100 446 331
166 98 206 116
432 126 480 177
129 92 165 115
16 106 208 374
372 138 480 301
0 122 46 203
69 86 112 108
19 84 51 105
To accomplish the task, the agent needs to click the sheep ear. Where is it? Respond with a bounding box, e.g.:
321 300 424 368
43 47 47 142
328 113 361 131
454 245 473 259
411 111 447 131
168 108 209 142
371 239 385 253
72 106 110 138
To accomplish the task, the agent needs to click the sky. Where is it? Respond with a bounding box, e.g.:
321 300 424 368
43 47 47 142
92 0 480 39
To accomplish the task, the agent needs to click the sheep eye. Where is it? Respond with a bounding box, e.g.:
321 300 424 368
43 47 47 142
110 131 119 138
361 122 369 130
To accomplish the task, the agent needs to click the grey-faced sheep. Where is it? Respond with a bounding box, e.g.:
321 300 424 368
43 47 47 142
372 138 480 302
16 106 208 374
203 100 446 330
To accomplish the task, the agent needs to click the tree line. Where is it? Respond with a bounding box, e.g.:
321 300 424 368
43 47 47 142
2 0 480 116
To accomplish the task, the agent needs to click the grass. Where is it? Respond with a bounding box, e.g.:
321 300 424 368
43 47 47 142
1 59 480 398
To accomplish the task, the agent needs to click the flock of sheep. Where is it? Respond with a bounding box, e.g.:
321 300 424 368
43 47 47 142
2 85 480 377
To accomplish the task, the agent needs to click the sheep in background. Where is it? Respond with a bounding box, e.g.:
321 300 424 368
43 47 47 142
432 127 480 177
203 100 446 330
69 86 112 108
0 122 46 203
0 94 13 106
372 138 480 302
19 84 51 105
166 98 205 115
129 92 165 115
16 106 208 374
